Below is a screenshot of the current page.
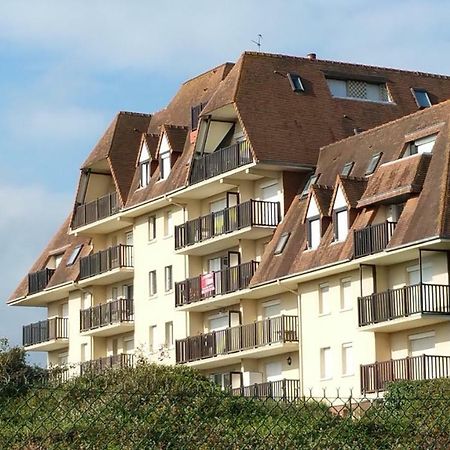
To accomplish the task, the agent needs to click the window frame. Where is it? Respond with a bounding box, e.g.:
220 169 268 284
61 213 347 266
148 215 157 241
165 321 174 348
287 73 305 92
139 160 150 187
164 265 173 292
149 270 157 296
160 151 171 180
307 216 321 250
66 244 83 266
365 152 382 175
341 161 354 177
341 342 354 376
340 278 353 311
319 283 331 316
301 174 319 197
274 232 291 255
333 207 349 242
412 88 432 108
320 346 332 380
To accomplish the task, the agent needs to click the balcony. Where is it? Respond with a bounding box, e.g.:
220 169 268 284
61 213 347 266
28 268 55 295
80 298 134 337
80 354 134 376
176 315 299 368
175 261 259 311
354 221 397 258
361 354 450 394
358 283 450 332
78 244 133 285
174 200 280 255
189 141 253 185
230 379 300 401
23 317 69 351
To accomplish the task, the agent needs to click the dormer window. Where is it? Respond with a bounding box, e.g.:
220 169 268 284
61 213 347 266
365 152 382 175
327 78 391 103
139 141 151 188
306 197 321 250
274 232 290 255
341 161 354 177
412 89 432 108
66 244 83 266
287 73 305 92
332 187 348 242
301 174 319 197
403 134 437 157
160 151 171 180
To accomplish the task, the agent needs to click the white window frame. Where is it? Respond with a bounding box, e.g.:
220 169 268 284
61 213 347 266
164 266 173 292
341 342 354 376
320 347 332 380
164 210 173 237
149 270 157 297
149 325 157 353
139 160 150 187
340 278 353 311
148 215 157 241
160 151 171 180
165 321 174 348
319 283 331 316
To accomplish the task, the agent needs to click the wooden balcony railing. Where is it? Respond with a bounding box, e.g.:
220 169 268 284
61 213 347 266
176 315 298 364
361 354 450 394
354 221 397 258
358 283 450 327
175 261 259 307
80 354 134 376
189 141 253 185
72 191 119 229
28 268 55 295
80 298 134 332
79 244 133 280
23 317 68 347
230 379 300 401
175 200 280 250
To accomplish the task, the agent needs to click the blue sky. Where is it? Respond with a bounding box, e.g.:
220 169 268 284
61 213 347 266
1 0 449 364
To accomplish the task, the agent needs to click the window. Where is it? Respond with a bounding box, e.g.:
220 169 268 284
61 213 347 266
149 271 157 296
66 244 83 266
342 343 354 376
149 325 157 353
160 151 171 180
334 208 348 242
320 347 332 379
327 78 391 103
287 73 305 92
112 287 118 300
404 134 437 157
148 215 156 241
140 160 150 187
164 266 173 292
191 103 205 130
274 232 290 255
81 343 88 363
307 218 321 249
82 292 92 310
54 253 64 269
340 278 352 310
58 352 68 366
263 300 281 318
165 321 174 347
165 210 173 236
409 331 435 357
301 173 319 197
365 152 382 175
412 89 432 108
319 284 330 315
341 161 354 177
124 337 134 354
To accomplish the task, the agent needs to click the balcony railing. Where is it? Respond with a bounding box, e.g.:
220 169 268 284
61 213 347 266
230 379 300 401
189 141 253 185
23 317 68 347
175 261 259 307
361 354 450 394
354 221 397 258
176 315 298 364
358 283 450 327
72 191 119 229
79 244 133 280
28 268 55 295
80 354 134 376
80 298 134 332
175 200 280 250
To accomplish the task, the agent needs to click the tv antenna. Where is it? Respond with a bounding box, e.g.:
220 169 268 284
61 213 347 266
251 34 263 52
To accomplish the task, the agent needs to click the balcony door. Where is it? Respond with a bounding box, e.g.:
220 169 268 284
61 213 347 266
225 251 241 294
125 231 133 265
227 192 240 231
265 361 283 383
261 182 278 203
409 331 436 379
263 301 281 343
210 198 227 235
408 264 433 312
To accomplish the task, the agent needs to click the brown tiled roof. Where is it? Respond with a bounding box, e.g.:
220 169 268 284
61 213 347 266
251 100 450 286
8 215 90 303
162 125 188 154
139 133 160 162
310 185 333 217
338 177 368 209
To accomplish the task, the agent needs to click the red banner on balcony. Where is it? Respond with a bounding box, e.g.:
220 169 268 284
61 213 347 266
201 272 215 295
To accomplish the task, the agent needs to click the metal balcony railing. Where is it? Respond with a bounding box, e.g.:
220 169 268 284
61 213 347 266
72 191 119 229
23 317 68 347
80 354 134 376
80 298 134 332
189 141 253 185
28 268 55 295
358 283 450 327
176 315 298 364
79 244 133 280
354 221 397 258
175 200 280 250
175 261 258 307
229 379 300 401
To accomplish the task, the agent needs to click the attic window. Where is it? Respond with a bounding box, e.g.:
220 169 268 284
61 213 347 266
191 103 206 130
365 152 382 175
301 174 319 197
327 78 391 103
274 232 291 255
287 73 305 92
412 89 432 108
66 245 83 266
140 161 150 187
404 133 437 157
160 151 171 180
341 162 354 177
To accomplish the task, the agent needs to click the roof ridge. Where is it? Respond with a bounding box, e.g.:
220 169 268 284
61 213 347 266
118 111 152 117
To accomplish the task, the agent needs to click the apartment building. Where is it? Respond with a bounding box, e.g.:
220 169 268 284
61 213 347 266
8 51 450 397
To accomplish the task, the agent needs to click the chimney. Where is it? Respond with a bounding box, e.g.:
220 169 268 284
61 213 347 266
307 53 317 60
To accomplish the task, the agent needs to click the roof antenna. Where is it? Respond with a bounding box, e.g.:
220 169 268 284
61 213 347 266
251 34 263 52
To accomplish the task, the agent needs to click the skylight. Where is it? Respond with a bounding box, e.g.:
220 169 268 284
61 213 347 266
341 161 354 177
301 174 319 197
412 89 432 108
66 245 83 266
274 232 291 255
287 73 305 92
404 134 437 157
365 152 382 175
